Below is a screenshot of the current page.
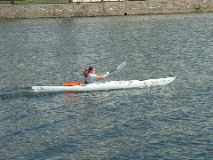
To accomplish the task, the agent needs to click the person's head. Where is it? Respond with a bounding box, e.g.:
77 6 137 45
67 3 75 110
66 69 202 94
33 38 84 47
83 66 96 77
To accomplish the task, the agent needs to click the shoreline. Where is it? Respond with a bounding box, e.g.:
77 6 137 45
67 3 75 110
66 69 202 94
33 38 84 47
0 1 213 19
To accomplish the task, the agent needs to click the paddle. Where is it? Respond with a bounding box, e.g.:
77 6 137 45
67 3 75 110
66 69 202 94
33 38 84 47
108 61 126 76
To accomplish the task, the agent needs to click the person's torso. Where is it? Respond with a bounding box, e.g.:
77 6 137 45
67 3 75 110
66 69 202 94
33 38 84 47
85 73 96 84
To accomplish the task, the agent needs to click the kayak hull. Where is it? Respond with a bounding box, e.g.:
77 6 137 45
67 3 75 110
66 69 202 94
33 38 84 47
32 77 175 92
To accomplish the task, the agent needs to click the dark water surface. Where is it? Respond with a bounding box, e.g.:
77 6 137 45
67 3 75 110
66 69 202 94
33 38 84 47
0 14 212 159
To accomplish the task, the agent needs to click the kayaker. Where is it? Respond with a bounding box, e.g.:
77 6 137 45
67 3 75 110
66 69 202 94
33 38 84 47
83 66 109 84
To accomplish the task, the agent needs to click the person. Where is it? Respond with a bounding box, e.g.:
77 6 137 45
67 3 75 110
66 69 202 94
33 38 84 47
83 66 109 84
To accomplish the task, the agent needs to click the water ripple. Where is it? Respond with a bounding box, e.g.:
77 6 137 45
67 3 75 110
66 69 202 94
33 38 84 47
0 14 213 159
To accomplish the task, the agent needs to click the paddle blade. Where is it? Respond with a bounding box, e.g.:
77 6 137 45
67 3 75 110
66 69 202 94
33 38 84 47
115 61 126 70
109 61 126 76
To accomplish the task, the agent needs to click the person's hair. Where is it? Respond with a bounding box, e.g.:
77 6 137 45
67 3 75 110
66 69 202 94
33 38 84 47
83 66 95 77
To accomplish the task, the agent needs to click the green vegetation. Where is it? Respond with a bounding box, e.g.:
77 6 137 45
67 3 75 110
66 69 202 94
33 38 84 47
0 0 71 4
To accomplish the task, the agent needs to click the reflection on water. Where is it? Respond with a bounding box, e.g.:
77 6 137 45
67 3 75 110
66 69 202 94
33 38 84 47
0 13 213 159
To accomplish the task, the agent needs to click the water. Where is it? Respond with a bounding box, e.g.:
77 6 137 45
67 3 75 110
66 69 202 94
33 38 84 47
0 14 212 159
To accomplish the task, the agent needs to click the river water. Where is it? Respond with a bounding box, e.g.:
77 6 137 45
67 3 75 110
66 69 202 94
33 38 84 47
0 13 212 159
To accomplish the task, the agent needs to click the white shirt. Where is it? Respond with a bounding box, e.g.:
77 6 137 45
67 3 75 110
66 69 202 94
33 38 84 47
85 73 97 84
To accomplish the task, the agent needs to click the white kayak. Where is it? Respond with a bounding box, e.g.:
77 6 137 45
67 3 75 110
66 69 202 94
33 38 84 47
32 77 175 92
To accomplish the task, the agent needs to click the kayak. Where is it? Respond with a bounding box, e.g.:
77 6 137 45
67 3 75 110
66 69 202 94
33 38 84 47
32 77 175 92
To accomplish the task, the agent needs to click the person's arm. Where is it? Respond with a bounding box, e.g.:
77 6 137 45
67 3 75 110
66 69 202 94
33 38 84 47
95 74 109 79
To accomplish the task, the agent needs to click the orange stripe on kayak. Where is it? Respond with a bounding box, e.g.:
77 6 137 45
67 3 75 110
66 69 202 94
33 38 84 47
63 81 81 86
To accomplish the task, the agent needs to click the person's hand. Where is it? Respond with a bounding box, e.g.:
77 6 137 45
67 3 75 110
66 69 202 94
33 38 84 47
106 72 110 77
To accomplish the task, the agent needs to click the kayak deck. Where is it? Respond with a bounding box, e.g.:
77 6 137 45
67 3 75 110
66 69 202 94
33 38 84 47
32 77 176 92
